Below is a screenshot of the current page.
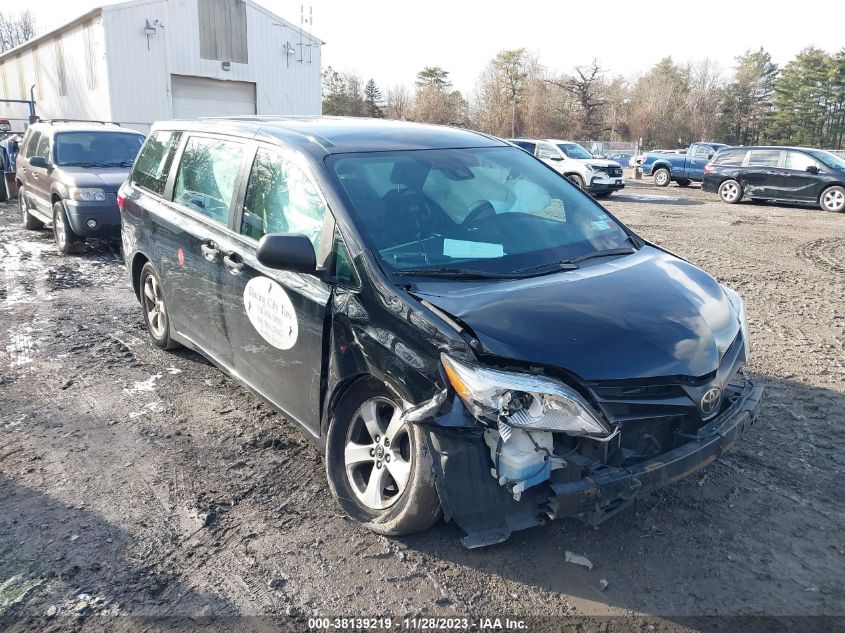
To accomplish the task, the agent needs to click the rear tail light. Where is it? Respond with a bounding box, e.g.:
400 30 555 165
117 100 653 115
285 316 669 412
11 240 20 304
117 192 126 212
704 164 716 174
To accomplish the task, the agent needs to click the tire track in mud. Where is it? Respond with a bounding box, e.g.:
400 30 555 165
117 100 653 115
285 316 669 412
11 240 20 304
796 237 845 275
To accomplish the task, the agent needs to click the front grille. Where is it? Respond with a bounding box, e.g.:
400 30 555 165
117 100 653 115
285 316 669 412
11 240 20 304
596 166 623 177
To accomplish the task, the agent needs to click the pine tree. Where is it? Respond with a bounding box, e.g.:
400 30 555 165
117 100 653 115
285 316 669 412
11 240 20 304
364 79 385 118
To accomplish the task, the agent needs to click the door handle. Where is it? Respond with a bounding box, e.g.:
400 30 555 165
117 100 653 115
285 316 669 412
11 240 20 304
200 240 219 262
222 253 244 276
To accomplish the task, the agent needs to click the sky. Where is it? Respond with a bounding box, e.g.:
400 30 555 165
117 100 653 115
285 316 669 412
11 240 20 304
25 0 845 94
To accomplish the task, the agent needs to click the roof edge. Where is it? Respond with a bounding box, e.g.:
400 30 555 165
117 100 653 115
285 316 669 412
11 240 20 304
0 7 103 63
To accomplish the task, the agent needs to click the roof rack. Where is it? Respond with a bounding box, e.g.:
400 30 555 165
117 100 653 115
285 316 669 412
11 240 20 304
43 119 122 126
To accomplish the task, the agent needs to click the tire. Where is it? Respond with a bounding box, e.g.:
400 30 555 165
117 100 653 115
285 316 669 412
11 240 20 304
593 191 611 199
653 168 671 187
567 174 585 190
677 179 691 187
19 187 44 230
718 179 743 204
326 381 441 536
52 201 85 255
819 185 845 213
139 263 180 350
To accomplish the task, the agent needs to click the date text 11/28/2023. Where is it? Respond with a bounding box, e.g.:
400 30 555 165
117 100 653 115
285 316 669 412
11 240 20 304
308 617 527 630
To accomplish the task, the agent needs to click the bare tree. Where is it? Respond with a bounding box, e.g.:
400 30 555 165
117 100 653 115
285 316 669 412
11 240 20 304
547 60 608 139
686 58 724 141
0 10 36 53
386 84 413 120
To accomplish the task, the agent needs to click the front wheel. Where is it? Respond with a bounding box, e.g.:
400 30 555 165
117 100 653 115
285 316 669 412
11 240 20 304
653 168 671 187
52 201 84 255
566 174 585 190
20 187 44 230
819 185 845 213
326 382 441 536
718 179 743 204
677 179 691 187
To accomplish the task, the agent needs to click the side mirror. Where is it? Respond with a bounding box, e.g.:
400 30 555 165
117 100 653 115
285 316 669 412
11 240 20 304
805 165 820 174
256 233 316 273
28 156 47 169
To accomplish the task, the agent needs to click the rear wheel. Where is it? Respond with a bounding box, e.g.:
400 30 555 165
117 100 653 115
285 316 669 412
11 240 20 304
52 201 84 255
139 263 179 350
718 179 743 204
653 168 671 187
19 187 44 230
567 174 585 190
819 185 845 212
326 382 441 536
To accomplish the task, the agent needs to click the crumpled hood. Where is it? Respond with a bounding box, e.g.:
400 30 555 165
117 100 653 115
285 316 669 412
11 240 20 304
414 246 740 381
57 167 130 191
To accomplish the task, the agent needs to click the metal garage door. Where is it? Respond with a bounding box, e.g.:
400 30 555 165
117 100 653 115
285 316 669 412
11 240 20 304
171 75 256 119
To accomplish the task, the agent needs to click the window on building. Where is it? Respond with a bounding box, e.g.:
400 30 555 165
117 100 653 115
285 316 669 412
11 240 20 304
173 136 246 225
198 0 248 64
131 130 182 196
241 148 328 255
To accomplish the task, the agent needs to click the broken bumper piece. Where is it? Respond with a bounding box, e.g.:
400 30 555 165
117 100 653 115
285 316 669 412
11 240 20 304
424 380 763 549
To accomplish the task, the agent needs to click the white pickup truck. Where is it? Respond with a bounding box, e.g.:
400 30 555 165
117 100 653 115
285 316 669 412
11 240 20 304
508 138 625 197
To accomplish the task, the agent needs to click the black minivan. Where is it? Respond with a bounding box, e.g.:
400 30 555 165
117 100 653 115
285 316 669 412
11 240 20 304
120 117 763 547
702 146 845 212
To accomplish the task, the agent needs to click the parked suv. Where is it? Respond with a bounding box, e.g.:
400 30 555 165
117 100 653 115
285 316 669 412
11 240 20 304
122 117 761 547
16 120 145 254
508 139 625 197
702 146 845 212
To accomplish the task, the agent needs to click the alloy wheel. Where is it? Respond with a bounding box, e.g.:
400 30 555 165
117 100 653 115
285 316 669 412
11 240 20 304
720 182 740 203
344 397 412 510
143 274 168 339
822 188 845 212
655 170 669 186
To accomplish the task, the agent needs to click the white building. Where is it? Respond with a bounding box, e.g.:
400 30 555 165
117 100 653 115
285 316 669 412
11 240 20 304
0 0 322 133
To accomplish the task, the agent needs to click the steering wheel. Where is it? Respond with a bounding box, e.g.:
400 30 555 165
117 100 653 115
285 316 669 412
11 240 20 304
462 200 496 226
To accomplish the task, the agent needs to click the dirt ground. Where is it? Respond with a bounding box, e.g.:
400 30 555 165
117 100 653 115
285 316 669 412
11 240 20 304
1 177 844 632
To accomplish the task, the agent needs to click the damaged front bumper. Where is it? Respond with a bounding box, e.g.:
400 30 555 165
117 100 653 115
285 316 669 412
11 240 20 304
423 377 764 548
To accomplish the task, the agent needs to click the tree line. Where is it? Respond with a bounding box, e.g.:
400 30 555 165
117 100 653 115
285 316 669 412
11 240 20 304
324 47 845 150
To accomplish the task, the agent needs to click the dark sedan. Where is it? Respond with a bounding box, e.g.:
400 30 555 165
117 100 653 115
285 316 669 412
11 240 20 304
702 146 845 212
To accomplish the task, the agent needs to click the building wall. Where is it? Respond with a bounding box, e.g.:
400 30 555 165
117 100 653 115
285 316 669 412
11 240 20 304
104 0 321 131
0 16 112 131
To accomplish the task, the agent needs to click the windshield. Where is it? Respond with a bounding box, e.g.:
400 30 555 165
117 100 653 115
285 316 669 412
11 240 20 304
54 131 145 167
328 146 634 277
557 143 593 160
808 150 845 170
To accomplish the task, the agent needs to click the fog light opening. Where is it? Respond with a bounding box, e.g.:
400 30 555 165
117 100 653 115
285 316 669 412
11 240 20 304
86 219 98 229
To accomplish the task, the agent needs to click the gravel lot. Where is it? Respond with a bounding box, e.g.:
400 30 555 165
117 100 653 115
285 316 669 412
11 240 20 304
1 178 844 631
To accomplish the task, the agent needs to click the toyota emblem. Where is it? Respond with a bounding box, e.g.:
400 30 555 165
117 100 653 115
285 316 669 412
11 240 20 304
701 387 722 416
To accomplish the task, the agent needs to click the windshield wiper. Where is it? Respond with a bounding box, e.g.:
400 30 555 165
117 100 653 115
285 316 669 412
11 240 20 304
394 267 528 279
512 246 636 276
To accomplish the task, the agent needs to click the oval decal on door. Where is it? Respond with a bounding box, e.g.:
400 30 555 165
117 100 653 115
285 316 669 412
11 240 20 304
243 277 298 350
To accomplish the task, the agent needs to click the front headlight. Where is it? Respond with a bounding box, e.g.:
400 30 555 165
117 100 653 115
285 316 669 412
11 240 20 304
441 353 612 438
721 285 749 356
69 187 106 202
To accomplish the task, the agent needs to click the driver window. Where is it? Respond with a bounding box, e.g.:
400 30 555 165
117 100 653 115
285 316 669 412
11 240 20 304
173 136 245 225
240 148 328 254
692 145 712 160
537 142 558 160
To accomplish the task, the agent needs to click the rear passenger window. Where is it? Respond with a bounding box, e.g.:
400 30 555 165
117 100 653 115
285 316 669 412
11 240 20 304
784 151 817 171
746 150 781 167
241 148 328 253
173 136 245 225
132 130 182 195
23 131 40 158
